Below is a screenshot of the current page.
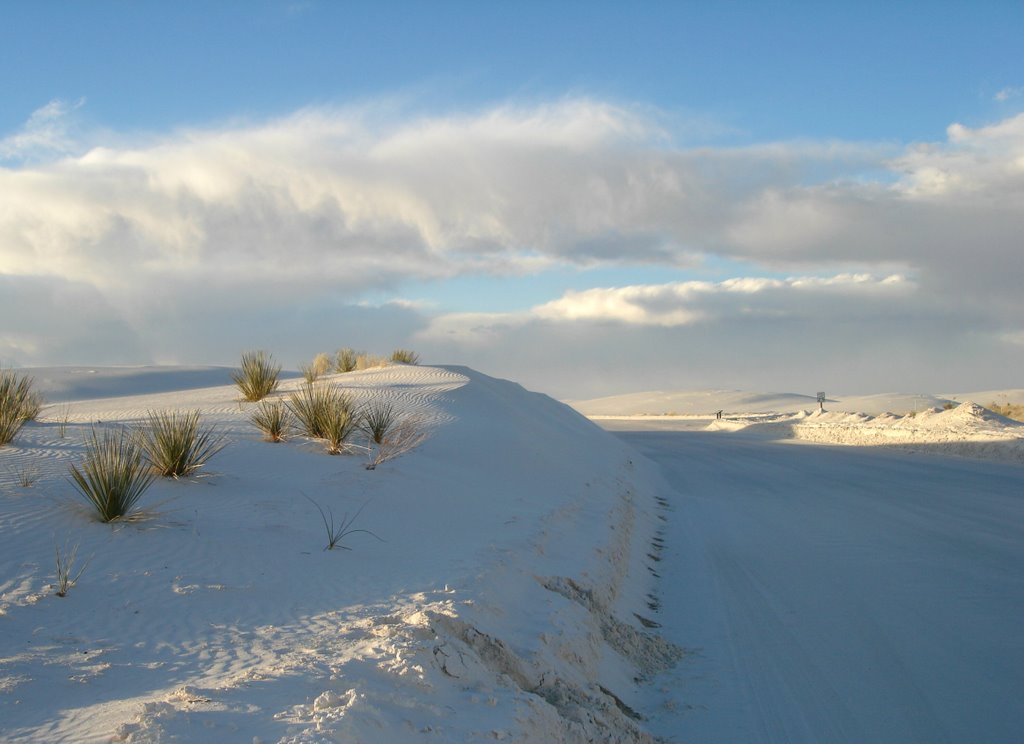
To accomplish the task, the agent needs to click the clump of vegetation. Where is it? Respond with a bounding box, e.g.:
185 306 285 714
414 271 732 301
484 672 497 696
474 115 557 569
390 348 420 365
360 399 398 445
231 350 281 402
322 405 358 455
0 369 44 446
301 352 333 383
137 409 226 478
69 427 155 522
355 353 388 371
335 348 359 373
51 403 72 438
305 494 382 551
54 541 91 597
251 400 291 442
988 402 1024 422
288 383 358 453
12 463 39 488
365 413 431 469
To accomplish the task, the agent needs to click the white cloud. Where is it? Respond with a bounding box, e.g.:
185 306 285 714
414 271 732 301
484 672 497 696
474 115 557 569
1 98 1023 390
994 86 1022 102
0 98 85 162
421 273 913 341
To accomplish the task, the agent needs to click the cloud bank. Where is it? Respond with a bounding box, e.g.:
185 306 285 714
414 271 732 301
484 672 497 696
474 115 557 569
1 99 1022 395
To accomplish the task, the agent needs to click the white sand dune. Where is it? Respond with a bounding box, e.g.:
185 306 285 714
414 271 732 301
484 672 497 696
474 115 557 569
4 367 1023 742
0 365 676 742
569 388 1024 418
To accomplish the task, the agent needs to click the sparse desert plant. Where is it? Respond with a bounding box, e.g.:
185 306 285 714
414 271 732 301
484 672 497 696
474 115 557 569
301 352 333 383
304 494 382 551
137 409 226 478
0 368 43 446
335 347 359 373
54 540 91 597
231 350 281 402
52 403 72 438
365 413 431 470
251 400 291 442
69 427 156 522
320 404 358 455
360 399 398 445
287 383 358 453
287 382 351 437
390 348 420 365
355 353 388 371
988 402 1024 422
12 463 39 488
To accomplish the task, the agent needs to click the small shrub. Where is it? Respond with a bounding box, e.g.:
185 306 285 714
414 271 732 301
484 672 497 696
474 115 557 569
0 369 43 446
321 404 358 455
305 494 382 551
355 353 387 371
232 350 281 402
137 409 226 478
55 541 91 597
360 399 398 445
69 427 155 522
335 348 359 373
390 348 420 365
13 464 39 488
301 352 333 383
251 400 291 442
365 413 431 470
988 402 1024 422
287 383 352 436
52 403 72 438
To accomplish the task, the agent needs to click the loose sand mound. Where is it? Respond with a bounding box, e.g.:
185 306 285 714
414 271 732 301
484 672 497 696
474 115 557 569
0 365 676 742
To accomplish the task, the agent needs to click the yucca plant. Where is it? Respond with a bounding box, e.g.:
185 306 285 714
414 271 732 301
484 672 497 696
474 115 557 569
355 353 387 371
0 369 43 446
360 399 398 445
231 350 281 402
390 348 420 365
251 400 291 442
288 383 358 453
137 409 226 478
69 427 155 522
335 348 359 373
321 404 358 455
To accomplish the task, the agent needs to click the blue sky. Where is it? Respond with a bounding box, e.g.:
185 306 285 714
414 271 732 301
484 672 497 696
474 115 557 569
2 1 1023 397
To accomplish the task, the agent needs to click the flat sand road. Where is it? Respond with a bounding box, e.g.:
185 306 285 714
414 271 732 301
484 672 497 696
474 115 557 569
614 427 1024 743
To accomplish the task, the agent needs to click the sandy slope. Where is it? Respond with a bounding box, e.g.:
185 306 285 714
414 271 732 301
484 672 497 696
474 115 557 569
0 366 678 743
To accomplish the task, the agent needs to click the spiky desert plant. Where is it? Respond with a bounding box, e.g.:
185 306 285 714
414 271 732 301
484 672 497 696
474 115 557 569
231 350 281 402
360 399 398 445
321 403 358 455
137 409 226 478
365 413 431 470
335 347 359 373
354 353 387 371
304 494 382 551
52 403 72 438
288 382 349 438
54 540 91 597
390 348 420 365
251 400 291 442
69 427 155 522
0 369 43 446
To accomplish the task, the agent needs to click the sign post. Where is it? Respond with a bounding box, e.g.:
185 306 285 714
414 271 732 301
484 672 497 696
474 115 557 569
816 392 826 412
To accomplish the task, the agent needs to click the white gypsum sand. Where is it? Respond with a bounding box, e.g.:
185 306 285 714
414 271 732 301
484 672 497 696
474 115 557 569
0 365 678 743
